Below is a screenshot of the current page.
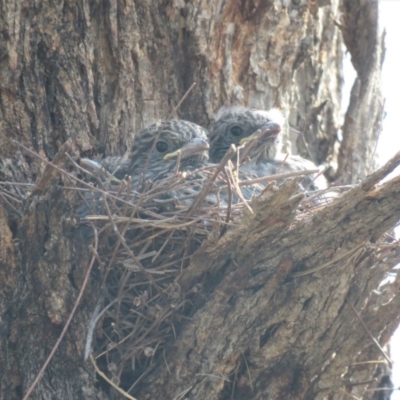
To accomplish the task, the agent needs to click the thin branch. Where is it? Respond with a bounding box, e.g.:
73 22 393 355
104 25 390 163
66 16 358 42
345 297 392 367
89 354 137 400
188 144 236 215
23 225 99 400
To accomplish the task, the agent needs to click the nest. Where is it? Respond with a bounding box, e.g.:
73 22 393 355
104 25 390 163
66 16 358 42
0 144 345 397
3 142 400 400
68 155 341 395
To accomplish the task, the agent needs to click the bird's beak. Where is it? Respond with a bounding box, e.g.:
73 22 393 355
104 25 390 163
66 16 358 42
163 138 210 160
239 122 281 145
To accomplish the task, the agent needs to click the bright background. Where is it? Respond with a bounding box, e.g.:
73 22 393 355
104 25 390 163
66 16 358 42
370 1 399 398
343 1 400 398
378 1 400 170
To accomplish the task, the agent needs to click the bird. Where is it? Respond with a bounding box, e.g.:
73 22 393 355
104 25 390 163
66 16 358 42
81 119 210 184
209 106 326 191
77 118 263 232
76 119 212 230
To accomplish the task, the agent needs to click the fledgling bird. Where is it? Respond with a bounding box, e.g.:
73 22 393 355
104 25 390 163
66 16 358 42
77 120 211 223
77 117 263 228
209 106 326 191
76 117 271 246
82 119 210 184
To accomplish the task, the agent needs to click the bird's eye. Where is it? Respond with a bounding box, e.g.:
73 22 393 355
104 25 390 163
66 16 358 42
230 126 243 136
156 141 168 153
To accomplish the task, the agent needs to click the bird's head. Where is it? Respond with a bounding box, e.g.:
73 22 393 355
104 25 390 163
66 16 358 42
209 106 284 163
130 120 209 179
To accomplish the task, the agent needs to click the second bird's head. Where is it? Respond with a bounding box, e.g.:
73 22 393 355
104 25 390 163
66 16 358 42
209 106 284 164
130 120 210 177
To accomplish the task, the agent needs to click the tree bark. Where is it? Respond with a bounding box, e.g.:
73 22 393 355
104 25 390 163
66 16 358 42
0 1 393 400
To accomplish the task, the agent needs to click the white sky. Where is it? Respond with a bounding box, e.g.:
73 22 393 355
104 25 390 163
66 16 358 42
378 1 400 167
342 2 400 398
376 1 400 398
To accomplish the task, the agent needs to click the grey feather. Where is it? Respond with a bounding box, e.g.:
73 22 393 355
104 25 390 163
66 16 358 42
209 106 326 191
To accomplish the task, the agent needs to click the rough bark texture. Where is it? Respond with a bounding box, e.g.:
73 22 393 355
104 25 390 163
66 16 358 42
0 0 393 400
143 157 400 399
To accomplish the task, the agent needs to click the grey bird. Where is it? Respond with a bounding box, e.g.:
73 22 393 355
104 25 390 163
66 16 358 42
77 118 262 231
209 106 326 191
77 120 211 228
81 119 210 184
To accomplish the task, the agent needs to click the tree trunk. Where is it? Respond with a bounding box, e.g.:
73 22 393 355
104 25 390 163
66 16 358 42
0 1 394 399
